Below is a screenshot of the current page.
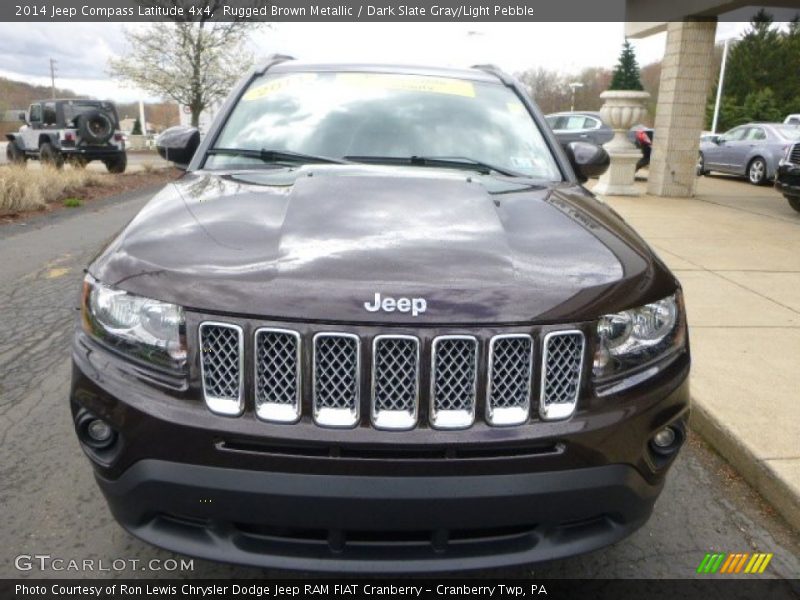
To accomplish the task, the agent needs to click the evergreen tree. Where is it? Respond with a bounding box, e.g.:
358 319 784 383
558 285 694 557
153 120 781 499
131 117 142 135
609 40 644 91
706 10 800 131
741 88 782 123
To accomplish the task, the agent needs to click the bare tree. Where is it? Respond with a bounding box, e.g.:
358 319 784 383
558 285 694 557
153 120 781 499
109 1 262 127
517 67 570 114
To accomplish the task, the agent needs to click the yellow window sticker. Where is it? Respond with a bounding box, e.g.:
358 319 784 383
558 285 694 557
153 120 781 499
336 73 476 97
243 73 318 102
506 101 527 115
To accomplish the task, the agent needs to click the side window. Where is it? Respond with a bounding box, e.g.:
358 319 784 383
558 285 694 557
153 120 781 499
788 117 800 125
549 116 566 129
722 127 744 142
42 103 57 127
584 117 600 129
746 127 766 141
565 116 586 130
29 104 42 123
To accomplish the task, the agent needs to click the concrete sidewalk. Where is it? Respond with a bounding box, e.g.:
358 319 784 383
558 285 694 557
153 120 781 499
594 175 800 532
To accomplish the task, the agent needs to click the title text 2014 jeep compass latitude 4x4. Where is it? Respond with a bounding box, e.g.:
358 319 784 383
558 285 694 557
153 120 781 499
71 58 690 572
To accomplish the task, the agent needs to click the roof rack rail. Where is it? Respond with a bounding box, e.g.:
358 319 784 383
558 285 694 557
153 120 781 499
470 64 513 85
255 54 296 75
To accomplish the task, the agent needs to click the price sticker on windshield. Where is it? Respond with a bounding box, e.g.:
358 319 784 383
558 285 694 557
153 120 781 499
336 73 476 97
243 73 318 102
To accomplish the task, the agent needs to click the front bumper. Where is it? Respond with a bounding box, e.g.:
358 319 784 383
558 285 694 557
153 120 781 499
97 460 660 573
775 162 800 197
71 331 690 572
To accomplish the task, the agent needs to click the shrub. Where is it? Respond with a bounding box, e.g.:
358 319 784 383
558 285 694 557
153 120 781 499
0 165 111 213
63 198 82 208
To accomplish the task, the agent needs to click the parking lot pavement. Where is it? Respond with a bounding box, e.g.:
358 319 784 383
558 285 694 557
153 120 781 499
0 142 169 173
0 187 798 580
597 174 800 533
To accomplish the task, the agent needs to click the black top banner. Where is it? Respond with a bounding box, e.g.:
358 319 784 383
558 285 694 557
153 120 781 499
3 0 794 22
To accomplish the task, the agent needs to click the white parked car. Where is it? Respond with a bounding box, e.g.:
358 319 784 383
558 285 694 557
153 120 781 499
784 114 800 126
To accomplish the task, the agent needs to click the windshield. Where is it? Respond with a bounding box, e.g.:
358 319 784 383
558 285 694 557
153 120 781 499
206 71 562 180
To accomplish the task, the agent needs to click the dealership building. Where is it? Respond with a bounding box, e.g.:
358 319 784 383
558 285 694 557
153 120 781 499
626 0 798 197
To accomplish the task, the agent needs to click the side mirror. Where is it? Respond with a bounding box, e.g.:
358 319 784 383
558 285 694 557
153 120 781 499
714 136 724 145
156 126 200 169
18 112 26 122
565 141 609 182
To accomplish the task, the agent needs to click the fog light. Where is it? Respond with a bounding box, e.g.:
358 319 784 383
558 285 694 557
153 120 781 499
652 427 676 448
87 418 113 443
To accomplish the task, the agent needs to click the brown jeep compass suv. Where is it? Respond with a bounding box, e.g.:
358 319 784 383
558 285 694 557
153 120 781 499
70 57 690 572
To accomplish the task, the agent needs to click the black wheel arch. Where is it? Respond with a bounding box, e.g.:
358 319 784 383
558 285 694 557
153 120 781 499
38 133 58 149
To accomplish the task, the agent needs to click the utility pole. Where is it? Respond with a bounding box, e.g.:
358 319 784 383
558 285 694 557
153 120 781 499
49 58 57 99
139 99 147 138
568 82 584 112
711 38 731 134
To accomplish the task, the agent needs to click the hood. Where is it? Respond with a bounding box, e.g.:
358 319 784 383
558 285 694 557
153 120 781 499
91 165 674 324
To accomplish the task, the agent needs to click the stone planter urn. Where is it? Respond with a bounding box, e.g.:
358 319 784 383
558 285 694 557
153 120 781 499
594 89 650 196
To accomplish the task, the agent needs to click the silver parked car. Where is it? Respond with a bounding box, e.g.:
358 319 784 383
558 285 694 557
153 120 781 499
545 111 614 146
697 122 800 185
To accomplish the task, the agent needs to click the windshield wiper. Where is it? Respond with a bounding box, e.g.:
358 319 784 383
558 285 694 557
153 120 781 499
208 147 349 165
343 155 526 178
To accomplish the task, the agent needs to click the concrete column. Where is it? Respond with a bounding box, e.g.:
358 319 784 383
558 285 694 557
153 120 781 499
647 20 717 198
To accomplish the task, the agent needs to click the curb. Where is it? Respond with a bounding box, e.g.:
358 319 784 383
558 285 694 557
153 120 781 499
689 398 800 532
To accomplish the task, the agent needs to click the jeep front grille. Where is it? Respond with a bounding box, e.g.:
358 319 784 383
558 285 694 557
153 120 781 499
199 322 244 416
430 336 478 429
313 333 361 427
539 331 585 420
254 328 301 423
487 335 533 426
197 321 586 428
790 143 800 164
372 335 420 430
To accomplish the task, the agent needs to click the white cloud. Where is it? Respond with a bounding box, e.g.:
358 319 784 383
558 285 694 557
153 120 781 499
0 19 777 105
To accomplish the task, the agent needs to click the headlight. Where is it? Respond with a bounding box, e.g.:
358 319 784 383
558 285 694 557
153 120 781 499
593 292 685 381
81 275 186 370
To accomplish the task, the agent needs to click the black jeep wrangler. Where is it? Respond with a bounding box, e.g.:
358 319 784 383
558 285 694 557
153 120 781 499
6 99 127 173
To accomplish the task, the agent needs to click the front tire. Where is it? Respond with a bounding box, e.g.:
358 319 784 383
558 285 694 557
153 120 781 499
697 152 707 176
40 142 64 169
6 142 26 166
747 157 768 186
103 153 127 174
786 196 800 213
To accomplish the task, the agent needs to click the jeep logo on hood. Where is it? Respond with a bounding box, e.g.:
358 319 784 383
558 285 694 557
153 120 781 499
364 293 427 317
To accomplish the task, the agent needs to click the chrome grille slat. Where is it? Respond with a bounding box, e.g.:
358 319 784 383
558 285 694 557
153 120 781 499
313 333 360 428
199 322 244 416
197 319 586 428
254 328 301 423
372 335 419 430
430 336 478 429
790 143 800 164
487 334 533 426
539 331 585 421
